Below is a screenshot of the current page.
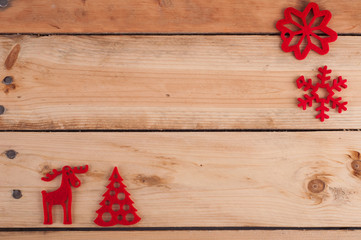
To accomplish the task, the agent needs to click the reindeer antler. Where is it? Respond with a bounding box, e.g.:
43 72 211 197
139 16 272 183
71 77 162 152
73 165 89 174
41 169 62 182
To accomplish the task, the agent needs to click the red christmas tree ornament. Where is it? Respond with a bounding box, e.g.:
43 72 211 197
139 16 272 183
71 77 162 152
276 2 337 60
297 66 347 122
41 165 89 224
94 167 141 226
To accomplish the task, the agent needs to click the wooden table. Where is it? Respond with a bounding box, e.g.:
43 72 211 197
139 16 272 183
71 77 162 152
1 0 361 239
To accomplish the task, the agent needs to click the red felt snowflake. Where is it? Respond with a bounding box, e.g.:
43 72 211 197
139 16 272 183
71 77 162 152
297 66 347 122
276 2 337 60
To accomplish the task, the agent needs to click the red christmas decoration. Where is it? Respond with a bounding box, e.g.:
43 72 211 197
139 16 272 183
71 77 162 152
41 165 88 224
276 2 337 60
297 66 347 122
94 167 141 226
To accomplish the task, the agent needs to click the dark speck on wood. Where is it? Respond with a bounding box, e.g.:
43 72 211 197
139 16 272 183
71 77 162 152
158 0 172 7
3 83 16 94
39 164 51 175
49 23 61 29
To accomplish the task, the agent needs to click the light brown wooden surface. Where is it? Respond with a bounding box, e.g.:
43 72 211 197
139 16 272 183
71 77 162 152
1 230 361 240
1 35 360 130
2 0 361 237
0 0 359 33
1 132 361 227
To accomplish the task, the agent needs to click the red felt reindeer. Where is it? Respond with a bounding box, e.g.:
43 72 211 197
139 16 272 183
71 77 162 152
41 165 88 224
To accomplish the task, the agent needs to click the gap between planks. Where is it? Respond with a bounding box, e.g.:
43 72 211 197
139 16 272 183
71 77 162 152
1 230 361 240
0 129 360 132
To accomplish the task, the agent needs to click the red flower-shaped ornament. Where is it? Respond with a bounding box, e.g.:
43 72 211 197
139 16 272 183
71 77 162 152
276 3 337 60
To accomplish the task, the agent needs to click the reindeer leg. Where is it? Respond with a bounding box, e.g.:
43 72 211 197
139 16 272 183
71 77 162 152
67 198 72 224
48 203 53 224
42 202 48 224
62 199 72 224
61 202 68 224
42 192 51 224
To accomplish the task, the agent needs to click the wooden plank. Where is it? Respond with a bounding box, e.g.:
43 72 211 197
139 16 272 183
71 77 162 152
1 230 361 240
1 132 361 227
0 0 360 33
1 35 360 130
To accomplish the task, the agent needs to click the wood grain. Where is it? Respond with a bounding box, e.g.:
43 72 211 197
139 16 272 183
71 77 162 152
0 0 360 33
1 230 361 240
1 132 361 227
1 35 360 130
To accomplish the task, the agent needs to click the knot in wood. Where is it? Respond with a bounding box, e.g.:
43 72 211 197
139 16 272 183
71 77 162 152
351 160 361 172
308 179 325 193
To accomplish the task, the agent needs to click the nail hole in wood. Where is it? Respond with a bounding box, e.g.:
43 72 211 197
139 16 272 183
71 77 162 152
0 0 8 8
308 179 325 193
12 189 22 199
5 149 17 159
2 76 13 85
0 105 5 115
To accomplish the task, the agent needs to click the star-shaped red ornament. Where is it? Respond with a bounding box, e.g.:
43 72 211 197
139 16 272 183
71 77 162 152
276 2 337 60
